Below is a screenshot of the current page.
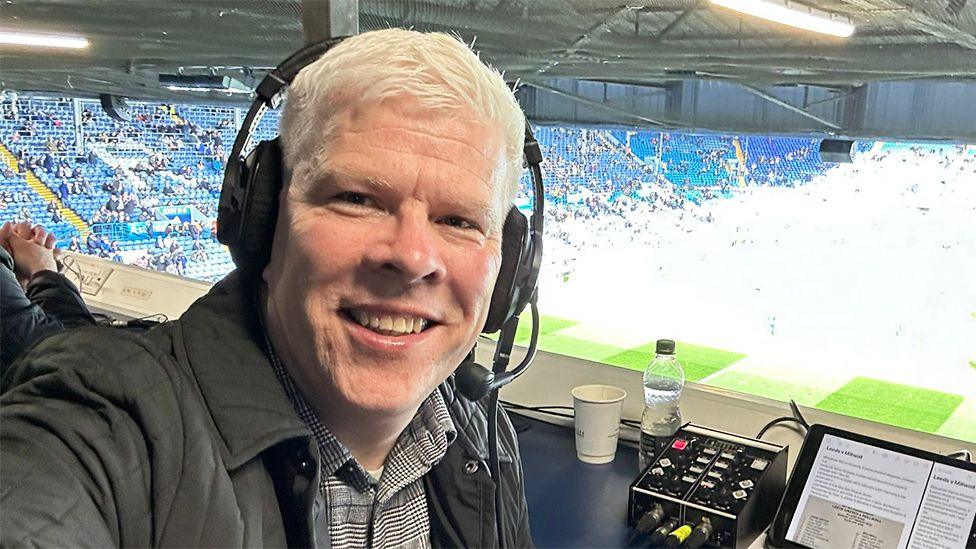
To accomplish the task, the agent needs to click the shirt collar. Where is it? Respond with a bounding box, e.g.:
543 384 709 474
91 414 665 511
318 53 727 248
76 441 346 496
266 334 457 498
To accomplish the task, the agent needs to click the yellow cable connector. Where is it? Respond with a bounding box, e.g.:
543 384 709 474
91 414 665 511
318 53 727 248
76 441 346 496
666 524 693 547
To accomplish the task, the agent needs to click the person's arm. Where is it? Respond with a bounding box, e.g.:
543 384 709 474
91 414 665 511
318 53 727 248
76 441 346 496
1 332 154 547
1 226 96 375
25 268 97 327
1 246 72 374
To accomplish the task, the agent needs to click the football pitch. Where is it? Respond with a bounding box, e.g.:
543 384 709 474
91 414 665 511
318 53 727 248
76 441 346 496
508 312 974 443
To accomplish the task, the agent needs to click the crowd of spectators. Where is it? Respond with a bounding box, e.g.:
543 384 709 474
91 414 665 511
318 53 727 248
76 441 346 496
14 93 953 286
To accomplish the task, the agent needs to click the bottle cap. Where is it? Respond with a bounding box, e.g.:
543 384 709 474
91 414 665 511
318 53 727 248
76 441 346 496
655 339 676 355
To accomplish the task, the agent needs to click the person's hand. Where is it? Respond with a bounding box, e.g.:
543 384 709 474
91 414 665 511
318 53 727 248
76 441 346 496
6 222 58 289
4 220 56 250
5 220 55 249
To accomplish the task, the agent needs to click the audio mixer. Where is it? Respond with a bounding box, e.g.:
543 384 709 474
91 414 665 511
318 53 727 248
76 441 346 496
628 424 788 548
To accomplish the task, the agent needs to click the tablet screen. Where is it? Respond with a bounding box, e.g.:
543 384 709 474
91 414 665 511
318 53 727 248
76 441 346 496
784 433 976 549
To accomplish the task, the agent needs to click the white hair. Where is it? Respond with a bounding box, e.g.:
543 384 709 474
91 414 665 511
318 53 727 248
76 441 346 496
279 28 525 211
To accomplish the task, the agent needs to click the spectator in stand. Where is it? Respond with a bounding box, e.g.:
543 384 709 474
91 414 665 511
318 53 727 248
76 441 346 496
0 221 95 376
67 235 82 253
84 232 101 255
109 241 123 263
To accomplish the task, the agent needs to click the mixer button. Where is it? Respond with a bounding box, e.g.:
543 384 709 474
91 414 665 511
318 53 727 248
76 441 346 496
733 489 748 500
739 479 754 489
659 458 673 468
714 461 729 470
689 465 704 474
750 459 768 471
703 447 718 455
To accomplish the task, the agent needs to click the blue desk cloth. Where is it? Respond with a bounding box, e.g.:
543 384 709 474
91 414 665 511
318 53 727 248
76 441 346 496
516 414 639 548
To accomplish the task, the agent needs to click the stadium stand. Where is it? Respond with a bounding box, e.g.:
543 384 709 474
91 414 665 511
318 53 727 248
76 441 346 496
9 93 943 285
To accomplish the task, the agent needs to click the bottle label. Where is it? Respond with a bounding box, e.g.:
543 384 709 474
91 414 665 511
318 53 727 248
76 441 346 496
640 431 659 454
639 431 660 472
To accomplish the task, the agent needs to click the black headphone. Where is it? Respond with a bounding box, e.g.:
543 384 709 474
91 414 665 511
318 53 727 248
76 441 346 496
216 37 545 402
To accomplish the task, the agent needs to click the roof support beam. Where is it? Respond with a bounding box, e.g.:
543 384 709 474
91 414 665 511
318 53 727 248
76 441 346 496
535 5 640 76
844 0 976 49
803 87 858 108
522 80 674 127
651 2 701 42
738 83 843 130
301 0 359 44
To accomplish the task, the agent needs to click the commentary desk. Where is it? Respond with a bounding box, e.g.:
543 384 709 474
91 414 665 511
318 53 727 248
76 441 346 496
506 350 974 548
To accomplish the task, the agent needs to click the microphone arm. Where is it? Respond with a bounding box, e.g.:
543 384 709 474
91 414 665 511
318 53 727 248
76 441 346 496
455 294 540 401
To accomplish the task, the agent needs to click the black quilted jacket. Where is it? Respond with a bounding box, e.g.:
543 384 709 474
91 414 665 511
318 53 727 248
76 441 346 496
0 246 95 377
0 271 532 548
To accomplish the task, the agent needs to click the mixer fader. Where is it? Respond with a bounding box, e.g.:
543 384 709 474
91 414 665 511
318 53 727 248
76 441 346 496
628 424 788 548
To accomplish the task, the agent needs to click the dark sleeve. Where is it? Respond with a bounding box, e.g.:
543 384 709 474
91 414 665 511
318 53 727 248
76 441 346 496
1 331 155 547
25 270 97 329
1 250 95 376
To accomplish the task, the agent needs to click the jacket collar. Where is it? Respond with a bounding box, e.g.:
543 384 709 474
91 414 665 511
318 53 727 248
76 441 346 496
174 271 308 470
174 270 515 471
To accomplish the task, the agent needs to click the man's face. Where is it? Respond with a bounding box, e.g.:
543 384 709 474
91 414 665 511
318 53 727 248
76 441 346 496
264 97 506 417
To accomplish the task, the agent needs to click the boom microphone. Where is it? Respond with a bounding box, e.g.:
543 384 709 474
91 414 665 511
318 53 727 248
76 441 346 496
455 298 540 401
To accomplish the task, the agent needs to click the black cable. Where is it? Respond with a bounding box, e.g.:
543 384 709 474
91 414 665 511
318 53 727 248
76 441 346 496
504 299 540 381
131 313 168 323
498 401 563 411
788 399 810 429
500 400 641 428
757 416 807 439
488 390 504 546
502 404 573 421
947 449 972 462
757 399 810 439
91 312 113 324
98 313 168 329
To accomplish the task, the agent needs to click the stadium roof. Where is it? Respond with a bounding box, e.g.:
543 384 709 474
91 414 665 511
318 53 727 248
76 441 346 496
1 0 975 104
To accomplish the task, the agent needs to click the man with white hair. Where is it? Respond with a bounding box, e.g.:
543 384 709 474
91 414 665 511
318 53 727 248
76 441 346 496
1 29 533 547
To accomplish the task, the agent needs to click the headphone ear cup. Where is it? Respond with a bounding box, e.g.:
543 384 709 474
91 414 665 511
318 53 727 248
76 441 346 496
234 138 284 273
483 207 529 334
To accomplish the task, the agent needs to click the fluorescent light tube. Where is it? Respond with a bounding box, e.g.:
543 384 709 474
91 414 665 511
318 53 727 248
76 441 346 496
0 30 90 49
709 0 855 38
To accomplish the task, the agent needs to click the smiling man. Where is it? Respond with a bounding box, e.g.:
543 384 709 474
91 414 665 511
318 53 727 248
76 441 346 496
1 30 532 548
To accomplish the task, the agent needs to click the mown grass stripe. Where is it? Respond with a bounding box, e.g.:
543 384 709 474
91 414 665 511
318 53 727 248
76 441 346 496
603 342 745 382
816 377 963 433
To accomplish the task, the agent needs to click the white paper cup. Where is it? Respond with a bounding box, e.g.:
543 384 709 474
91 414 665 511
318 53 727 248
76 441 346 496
572 384 627 464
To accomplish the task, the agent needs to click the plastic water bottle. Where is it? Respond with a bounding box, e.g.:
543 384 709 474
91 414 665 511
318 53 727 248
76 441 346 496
638 339 685 472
